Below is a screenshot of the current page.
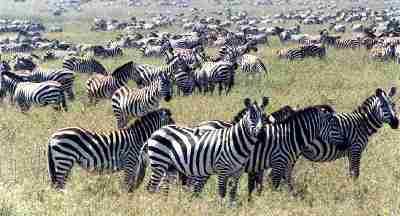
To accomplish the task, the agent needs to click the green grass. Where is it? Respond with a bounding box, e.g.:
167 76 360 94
0 0 400 215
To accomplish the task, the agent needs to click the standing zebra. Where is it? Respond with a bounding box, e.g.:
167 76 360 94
47 108 174 191
24 68 75 100
300 43 326 58
276 47 305 60
302 88 399 179
239 54 269 76
86 61 136 104
138 97 268 207
92 46 123 58
63 55 108 75
0 65 67 112
111 73 173 128
320 31 362 49
368 43 396 61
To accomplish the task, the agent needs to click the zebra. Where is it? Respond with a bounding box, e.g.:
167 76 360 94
47 108 174 191
368 43 396 61
320 31 362 49
300 43 326 58
140 39 172 58
86 61 136 104
173 105 296 189
137 97 268 207
13 54 39 71
111 73 173 128
92 46 123 58
276 47 305 60
0 65 67 112
302 87 399 179
23 68 75 100
239 54 269 76
63 55 108 75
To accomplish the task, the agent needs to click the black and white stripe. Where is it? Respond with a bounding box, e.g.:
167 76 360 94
86 61 135 103
62 56 108 75
47 109 174 191
111 73 173 128
93 46 123 58
302 88 399 179
138 97 268 207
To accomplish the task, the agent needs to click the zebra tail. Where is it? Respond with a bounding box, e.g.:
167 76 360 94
47 142 57 188
60 90 68 112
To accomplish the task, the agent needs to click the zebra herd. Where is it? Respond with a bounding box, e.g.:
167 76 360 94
0 27 399 208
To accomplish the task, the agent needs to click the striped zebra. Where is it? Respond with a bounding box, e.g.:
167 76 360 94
173 105 296 189
302 88 399 179
63 55 108 75
276 47 305 60
111 73 173 128
131 54 190 88
368 43 396 61
173 68 194 96
320 32 362 49
86 61 135 103
13 54 39 71
0 43 34 54
0 65 67 112
300 43 326 58
140 40 173 58
137 97 268 207
47 108 174 191
92 46 123 58
24 68 75 100
239 54 269 76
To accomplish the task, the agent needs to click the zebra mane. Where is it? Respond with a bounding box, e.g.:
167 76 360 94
355 94 380 114
275 104 336 124
0 70 27 82
111 61 134 77
126 108 172 129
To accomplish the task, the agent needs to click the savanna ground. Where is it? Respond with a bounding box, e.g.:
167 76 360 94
0 0 400 215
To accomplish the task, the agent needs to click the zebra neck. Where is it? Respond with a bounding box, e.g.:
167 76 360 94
236 117 258 143
358 109 382 136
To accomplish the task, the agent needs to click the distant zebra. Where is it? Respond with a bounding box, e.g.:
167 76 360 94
140 40 172 58
86 61 135 103
302 88 399 179
320 33 361 49
300 43 326 58
0 43 34 54
138 97 268 207
93 46 123 58
276 47 305 60
47 108 174 191
25 68 75 100
368 43 396 61
239 54 269 75
131 54 190 88
63 56 108 75
0 65 67 112
111 73 173 128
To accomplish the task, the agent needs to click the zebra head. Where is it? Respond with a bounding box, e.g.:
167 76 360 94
158 108 175 125
375 87 399 129
243 97 269 137
159 73 173 102
166 54 191 73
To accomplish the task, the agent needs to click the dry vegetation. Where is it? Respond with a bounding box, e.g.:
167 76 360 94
0 0 400 215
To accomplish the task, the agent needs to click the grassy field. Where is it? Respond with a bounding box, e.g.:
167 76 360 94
1 0 400 215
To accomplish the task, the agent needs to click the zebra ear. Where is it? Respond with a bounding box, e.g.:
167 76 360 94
244 98 252 108
260 97 269 110
389 87 397 98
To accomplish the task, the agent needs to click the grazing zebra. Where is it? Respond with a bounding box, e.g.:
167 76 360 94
131 54 190 88
92 46 123 58
239 54 269 76
320 32 362 49
302 88 399 179
47 108 174 191
63 56 108 75
86 61 135 103
368 43 396 61
138 97 268 207
111 73 173 128
0 65 67 112
276 47 305 60
24 68 75 100
211 40 258 62
140 40 173 58
300 43 326 58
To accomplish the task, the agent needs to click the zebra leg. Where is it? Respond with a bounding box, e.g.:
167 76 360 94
60 91 68 112
66 88 75 100
192 176 207 197
284 163 295 193
217 175 228 199
255 170 264 196
247 172 257 202
349 147 361 179
228 173 241 208
146 166 167 193
270 163 285 190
